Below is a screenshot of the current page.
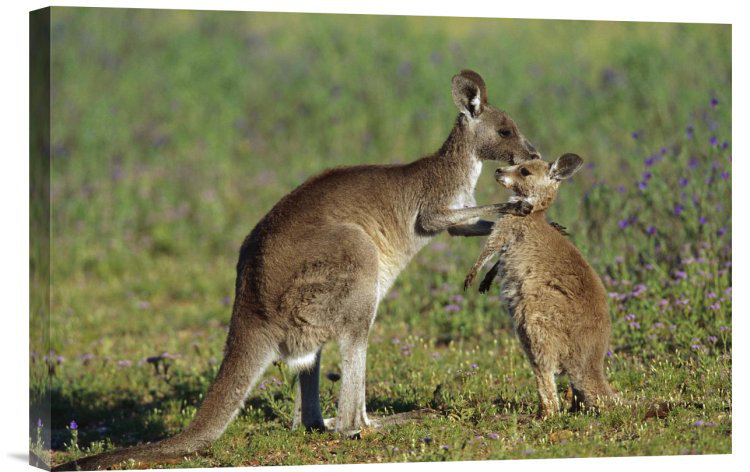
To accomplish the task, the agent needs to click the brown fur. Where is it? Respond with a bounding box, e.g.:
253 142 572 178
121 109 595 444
464 154 614 417
53 70 541 470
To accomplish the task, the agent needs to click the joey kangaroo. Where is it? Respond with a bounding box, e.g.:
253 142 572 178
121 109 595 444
464 153 615 417
54 70 542 470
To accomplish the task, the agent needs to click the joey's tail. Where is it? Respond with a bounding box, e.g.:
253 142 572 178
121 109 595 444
53 328 275 471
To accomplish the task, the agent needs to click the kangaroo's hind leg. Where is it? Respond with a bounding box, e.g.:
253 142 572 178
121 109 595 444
564 339 615 413
292 349 326 431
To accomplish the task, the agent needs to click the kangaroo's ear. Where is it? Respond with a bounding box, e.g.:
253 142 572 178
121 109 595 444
452 69 488 118
549 153 584 181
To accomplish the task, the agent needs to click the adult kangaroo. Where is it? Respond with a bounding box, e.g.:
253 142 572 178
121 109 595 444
54 69 541 470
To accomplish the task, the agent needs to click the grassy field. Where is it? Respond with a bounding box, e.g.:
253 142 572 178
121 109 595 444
31 8 731 467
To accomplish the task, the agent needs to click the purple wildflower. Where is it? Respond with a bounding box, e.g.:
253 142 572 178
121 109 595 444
618 219 629 229
644 156 655 167
642 171 652 180
679 177 689 187
646 225 656 235
631 284 647 296
706 291 717 299
444 304 461 313
450 294 464 303
617 186 626 194
719 325 729 332
724 287 732 296
722 141 729 149
638 181 648 191
660 147 668 155
720 171 729 180
709 302 721 311
606 350 613 358
686 125 694 139
431 242 448 252
488 432 500 440
693 420 715 427
690 344 702 351
624 313 636 322
69 420 78 430
441 445 450 450
674 204 684 216
654 322 665 329
79 353 95 365
629 322 641 329
37 419 43 428
688 158 699 169
710 136 718 146
221 295 231 306
707 336 718 343
674 270 687 280
658 299 669 308
710 97 718 108
631 131 640 140
699 216 707 225
615 255 624 264
469 363 479 370
717 227 726 236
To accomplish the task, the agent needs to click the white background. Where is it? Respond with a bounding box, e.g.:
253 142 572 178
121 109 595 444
0 1 744 471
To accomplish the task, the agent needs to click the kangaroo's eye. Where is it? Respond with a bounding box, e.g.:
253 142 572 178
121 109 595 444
520 167 531 177
498 129 513 138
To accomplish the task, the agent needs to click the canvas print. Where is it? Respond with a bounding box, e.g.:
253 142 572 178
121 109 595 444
29 7 731 470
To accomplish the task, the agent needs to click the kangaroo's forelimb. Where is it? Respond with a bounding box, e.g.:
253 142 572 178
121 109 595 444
419 201 531 233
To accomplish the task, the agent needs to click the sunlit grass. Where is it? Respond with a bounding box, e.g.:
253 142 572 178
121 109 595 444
34 8 730 467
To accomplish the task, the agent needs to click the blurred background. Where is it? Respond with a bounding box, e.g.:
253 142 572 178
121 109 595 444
33 8 731 464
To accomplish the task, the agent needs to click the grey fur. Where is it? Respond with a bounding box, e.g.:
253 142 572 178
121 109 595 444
53 70 540 470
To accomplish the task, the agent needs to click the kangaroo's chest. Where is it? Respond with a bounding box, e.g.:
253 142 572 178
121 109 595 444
492 227 530 320
449 158 482 210
378 158 484 302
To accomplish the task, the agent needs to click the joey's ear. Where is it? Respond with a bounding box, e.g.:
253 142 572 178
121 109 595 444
549 153 584 181
451 69 488 118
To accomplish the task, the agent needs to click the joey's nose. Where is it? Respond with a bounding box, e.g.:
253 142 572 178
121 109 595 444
495 168 503 178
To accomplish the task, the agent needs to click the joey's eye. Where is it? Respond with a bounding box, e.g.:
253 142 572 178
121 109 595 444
520 167 531 177
498 129 512 138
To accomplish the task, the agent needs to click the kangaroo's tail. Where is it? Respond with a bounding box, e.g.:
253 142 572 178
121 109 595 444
53 327 275 471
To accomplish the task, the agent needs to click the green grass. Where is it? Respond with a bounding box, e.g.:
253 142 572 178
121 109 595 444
32 7 731 467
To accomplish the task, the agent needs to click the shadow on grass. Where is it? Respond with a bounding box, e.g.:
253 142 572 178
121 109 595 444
366 395 422 416
31 372 295 452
